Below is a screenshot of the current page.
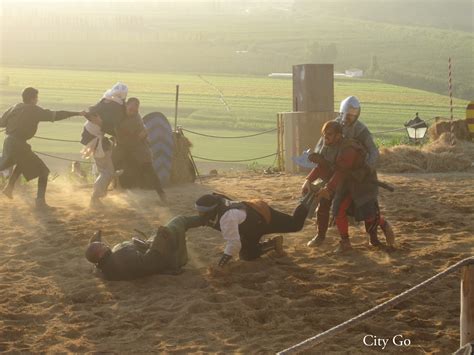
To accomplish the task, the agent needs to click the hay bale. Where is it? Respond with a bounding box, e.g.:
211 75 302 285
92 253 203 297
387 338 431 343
170 131 196 184
378 133 474 173
378 146 427 173
425 151 471 172
428 119 470 141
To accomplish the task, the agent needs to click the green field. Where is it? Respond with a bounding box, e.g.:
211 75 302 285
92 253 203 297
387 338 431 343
2 1 472 100
0 66 469 166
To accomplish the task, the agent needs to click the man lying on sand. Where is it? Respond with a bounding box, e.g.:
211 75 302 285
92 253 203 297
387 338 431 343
85 215 204 280
194 192 316 267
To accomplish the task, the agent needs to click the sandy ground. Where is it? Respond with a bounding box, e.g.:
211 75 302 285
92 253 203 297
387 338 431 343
0 170 473 354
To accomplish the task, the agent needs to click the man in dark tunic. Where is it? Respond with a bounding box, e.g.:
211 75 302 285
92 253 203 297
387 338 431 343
84 215 204 280
113 97 167 203
194 192 315 267
316 121 395 253
305 96 391 248
0 87 83 208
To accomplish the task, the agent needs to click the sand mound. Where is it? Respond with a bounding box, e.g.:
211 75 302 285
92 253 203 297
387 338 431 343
0 171 473 353
379 133 474 173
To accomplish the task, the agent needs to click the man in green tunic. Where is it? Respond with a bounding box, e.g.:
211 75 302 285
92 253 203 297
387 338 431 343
0 87 84 208
84 215 205 280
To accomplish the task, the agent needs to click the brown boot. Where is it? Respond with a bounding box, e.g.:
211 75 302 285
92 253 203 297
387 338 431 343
261 235 284 257
368 231 383 247
381 221 395 247
334 237 352 253
307 235 326 247
273 235 284 256
2 186 13 199
35 197 55 211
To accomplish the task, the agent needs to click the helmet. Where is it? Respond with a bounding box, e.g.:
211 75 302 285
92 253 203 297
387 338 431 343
85 242 109 264
339 96 361 124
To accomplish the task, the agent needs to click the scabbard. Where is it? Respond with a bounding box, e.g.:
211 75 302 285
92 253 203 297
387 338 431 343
376 180 395 192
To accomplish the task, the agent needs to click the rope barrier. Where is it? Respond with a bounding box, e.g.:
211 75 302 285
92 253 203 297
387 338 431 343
34 151 93 164
371 115 439 136
32 135 80 143
198 75 233 113
0 149 93 164
277 256 474 355
181 127 277 139
192 152 278 163
371 127 406 135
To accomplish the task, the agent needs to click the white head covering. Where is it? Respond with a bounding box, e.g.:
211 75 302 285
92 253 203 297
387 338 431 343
102 82 128 105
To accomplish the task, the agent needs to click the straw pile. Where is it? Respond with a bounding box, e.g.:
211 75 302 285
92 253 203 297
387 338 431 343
379 132 474 173
170 131 196 184
428 118 470 141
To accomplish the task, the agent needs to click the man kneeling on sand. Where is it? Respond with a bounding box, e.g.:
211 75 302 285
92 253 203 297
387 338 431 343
194 192 316 267
85 215 204 280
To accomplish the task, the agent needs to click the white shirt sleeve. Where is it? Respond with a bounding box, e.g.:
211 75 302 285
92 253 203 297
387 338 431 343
220 209 246 257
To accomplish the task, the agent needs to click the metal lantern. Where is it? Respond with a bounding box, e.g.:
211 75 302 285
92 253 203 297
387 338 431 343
404 112 428 143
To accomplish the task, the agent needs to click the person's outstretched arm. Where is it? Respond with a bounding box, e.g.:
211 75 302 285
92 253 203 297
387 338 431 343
35 106 83 122
182 215 207 230
166 215 206 232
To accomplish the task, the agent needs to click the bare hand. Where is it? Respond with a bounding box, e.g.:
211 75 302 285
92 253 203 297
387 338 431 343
207 265 229 277
308 152 323 164
318 187 332 201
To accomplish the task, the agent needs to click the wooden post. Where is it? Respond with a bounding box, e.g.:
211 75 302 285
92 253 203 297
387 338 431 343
174 84 180 131
461 264 474 347
280 114 284 169
281 111 335 173
276 114 281 171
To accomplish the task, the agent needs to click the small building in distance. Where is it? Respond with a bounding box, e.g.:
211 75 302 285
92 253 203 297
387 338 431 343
268 71 362 79
345 68 363 77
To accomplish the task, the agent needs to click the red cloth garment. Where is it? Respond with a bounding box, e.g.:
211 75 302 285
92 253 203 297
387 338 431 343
335 195 352 236
326 144 364 193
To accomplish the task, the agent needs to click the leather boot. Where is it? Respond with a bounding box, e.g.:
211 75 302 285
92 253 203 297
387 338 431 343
334 236 352 253
307 235 326 247
2 186 13 199
261 235 284 257
381 220 395 247
368 230 383 247
35 197 54 210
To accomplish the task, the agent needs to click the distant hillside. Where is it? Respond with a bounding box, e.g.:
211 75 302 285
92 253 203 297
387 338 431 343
1 0 472 99
293 0 473 32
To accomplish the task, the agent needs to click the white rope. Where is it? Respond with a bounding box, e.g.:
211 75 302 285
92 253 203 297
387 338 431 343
277 256 474 355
